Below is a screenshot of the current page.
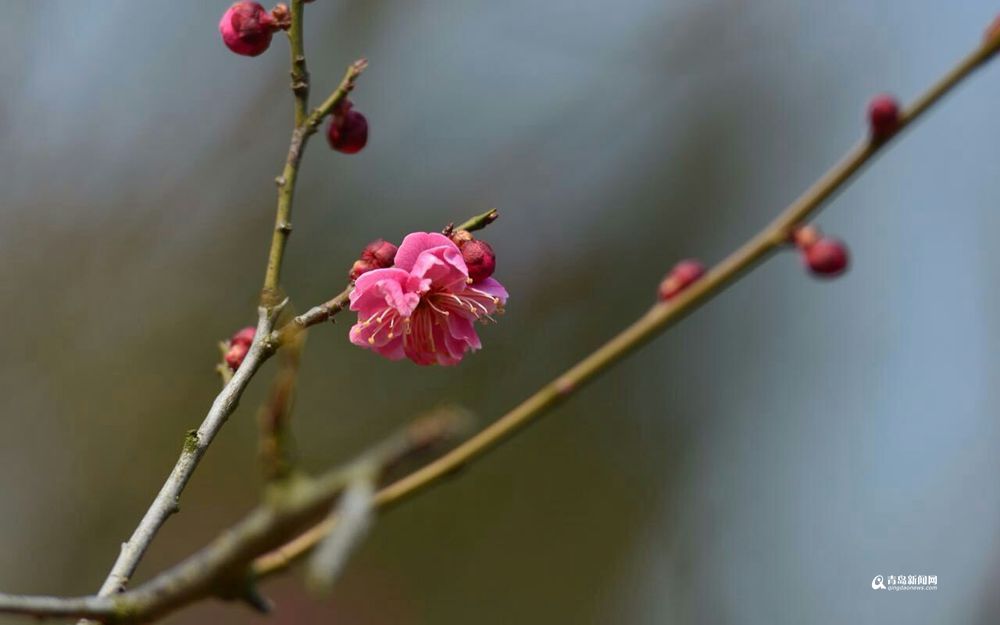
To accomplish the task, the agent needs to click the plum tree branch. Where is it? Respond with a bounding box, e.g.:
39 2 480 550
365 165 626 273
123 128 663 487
262 56 367 303
86 1 367 613
87 307 278 604
0 413 466 623
7 14 995 625
251 35 1000 575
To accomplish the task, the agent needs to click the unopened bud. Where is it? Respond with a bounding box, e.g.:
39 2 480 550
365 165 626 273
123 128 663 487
219 2 278 57
658 259 706 301
225 341 251 371
449 232 496 282
349 239 397 280
230 326 256 348
867 94 900 140
803 237 849 277
362 239 397 267
328 109 369 154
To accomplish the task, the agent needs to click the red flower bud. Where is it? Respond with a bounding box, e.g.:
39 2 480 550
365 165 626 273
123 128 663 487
327 109 369 154
349 239 398 280
658 259 706 301
457 239 496 283
219 2 277 57
867 94 900 140
803 237 849 277
224 341 251 371
230 326 256 348
362 239 398 267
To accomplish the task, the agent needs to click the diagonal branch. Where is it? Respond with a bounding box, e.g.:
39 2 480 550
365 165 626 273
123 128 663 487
91 307 278 601
15 17 996 625
251 34 1000 576
84 204 499 615
0 412 468 623
88 3 367 612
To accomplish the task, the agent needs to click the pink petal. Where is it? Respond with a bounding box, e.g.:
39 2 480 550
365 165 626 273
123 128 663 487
444 314 482 350
372 336 406 360
410 245 469 290
393 232 459 271
470 277 509 306
435 324 467 366
350 268 421 317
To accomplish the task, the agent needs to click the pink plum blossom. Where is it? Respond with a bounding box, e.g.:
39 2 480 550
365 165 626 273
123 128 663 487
349 232 507 366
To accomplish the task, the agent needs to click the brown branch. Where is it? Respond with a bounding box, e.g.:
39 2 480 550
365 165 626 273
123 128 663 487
251 35 1000 576
12 16 996 625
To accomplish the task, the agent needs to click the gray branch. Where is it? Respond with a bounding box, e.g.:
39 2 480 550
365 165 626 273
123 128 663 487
81 308 279 617
0 413 465 623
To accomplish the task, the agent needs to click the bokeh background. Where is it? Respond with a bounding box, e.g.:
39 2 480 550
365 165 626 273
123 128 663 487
0 1 999 623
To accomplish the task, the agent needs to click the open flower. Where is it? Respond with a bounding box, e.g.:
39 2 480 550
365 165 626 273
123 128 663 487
349 232 507 365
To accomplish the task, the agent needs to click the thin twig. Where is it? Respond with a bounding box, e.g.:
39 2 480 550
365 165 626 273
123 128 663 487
262 56 368 304
0 414 467 623
444 208 499 236
86 3 368 611
270 287 352 347
258 324 304 481
251 37 1000 576
90 307 278 601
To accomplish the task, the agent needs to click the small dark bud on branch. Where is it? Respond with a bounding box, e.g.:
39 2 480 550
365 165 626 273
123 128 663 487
867 94 900 140
328 100 369 154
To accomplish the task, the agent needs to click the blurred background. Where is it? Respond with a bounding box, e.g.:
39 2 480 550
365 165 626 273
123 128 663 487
0 1 998 623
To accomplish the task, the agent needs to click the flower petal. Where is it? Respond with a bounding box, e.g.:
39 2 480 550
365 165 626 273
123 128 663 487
393 232 459 271
470 277 509 306
444 314 482 350
350 268 421 317
410 245 468 290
